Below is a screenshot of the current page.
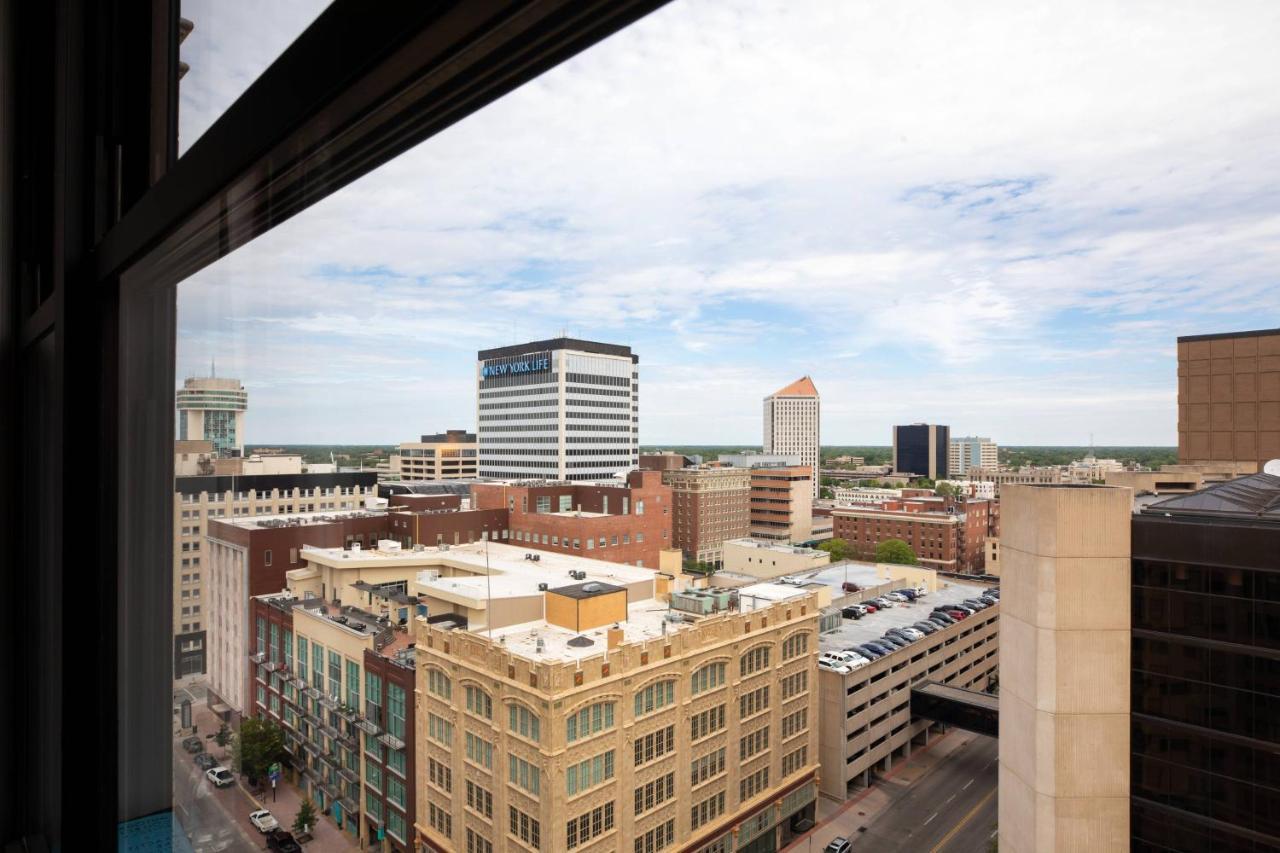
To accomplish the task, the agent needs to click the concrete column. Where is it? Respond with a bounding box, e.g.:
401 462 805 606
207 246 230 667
998 485 1131 853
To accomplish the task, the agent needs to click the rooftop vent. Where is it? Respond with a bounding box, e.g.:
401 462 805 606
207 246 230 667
581 582 603 593
567 635 594 648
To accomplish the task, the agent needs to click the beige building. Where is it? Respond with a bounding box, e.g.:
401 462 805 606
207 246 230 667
390 430 478 480
763 376 821 498
173 463 379 681
998 484 1132 852
211 454 304 476
721 538 830 579
745 465 813 543
1177 327 1280 470
662 466 752 565
1102 468 1204 496
967 466 1062 496
948 436 998 478
400 547 825 853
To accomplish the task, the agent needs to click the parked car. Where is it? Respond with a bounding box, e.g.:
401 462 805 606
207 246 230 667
943 608 969 620
893 588 919 601
181 736 202 754
249 809 280 833
869 597 894 609
929 610 956 625
821 650 861 670
912 621 938 635
855 644 884 660
896 627 926 640
842 582 861 593
926 616 951 629
265 829 303 853
194 752 217 770
864 641 896 656
862 602 878 613
961 598 988 611
948 603 977 615
884 592 910 603
205 767 234 788
825 838 853 853
878 634 908 649
978 595 999 606
842 605 867 620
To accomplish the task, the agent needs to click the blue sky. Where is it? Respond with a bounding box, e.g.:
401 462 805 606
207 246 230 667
176 0 1280 445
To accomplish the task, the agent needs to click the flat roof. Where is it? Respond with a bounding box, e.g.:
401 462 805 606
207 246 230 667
478 337 637 362
724 538 825 555
1144 472 1280 521
219 508 386 529
1177 327 1280 343
548 581 626 600
482 580 811 662
817 576 995 656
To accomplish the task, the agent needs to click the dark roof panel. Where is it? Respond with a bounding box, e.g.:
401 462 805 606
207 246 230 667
1144 472 1280 520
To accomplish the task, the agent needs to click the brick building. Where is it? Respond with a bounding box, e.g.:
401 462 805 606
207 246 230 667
662 466 752 565
249 592 417 851
471 470 672 567
206 510 392 715
831 496 998 574
746 466 813 543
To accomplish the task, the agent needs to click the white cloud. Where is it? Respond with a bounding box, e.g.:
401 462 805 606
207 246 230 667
177 0 1280 444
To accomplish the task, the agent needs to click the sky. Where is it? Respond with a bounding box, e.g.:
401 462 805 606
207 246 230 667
175 0 1280 445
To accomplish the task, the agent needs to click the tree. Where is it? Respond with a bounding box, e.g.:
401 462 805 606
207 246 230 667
819 486 834 500
935 481 958 498
875 538 918 565
816 538 851 562
233 717 286 782
214 722 232 756
293 797 318 835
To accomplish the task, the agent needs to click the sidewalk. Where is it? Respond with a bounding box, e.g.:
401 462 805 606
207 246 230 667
783 728 979 852
181 696 358 852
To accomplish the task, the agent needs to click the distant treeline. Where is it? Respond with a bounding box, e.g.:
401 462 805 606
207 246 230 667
248 444 394 465
643 445 1178 469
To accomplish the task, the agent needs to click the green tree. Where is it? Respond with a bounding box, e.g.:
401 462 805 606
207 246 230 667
819 486 834 500
935 481 958 498
214 722 232 757
293 797 318 835
875 538 918 565
816 538 851 562
233 717 285 782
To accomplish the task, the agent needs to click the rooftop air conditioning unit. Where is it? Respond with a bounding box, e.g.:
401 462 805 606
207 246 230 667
537 582 549 591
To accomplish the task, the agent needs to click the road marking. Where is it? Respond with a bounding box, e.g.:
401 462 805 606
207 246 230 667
962 778 974 790
924 813 938 825
945 794 955 804
930 787 996 853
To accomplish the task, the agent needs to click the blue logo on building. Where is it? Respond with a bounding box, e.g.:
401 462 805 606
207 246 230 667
482 353 550 380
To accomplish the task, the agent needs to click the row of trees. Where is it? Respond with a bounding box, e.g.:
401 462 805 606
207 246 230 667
816 537 917 565
221 716 319 834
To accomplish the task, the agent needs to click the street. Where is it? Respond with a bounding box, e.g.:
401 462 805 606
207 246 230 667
789 733 998 853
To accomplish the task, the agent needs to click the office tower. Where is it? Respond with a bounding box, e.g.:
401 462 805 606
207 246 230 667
763 376 821 498
948 435 997 477
892 423 950 480
476 337 639 482
998 484 1133 852
1130 471 1280 851
662 466 752 565
746 465 813 543
177 372 248 456
1177 328 1280 473
391 429 478 480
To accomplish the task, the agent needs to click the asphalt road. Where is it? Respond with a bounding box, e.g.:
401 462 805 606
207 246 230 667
853 736 999 852
173 736 266 852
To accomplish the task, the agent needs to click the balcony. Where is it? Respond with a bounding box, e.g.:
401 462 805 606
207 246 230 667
263 660 282 672
335 704 360 723
248 651 266 664
338 765 359 785
377 733 406 751
355 718 380 736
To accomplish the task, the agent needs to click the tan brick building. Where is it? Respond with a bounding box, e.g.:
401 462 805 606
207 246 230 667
1177 328 1280 471
390 429 478 480
412 572 825 853
746 466 813 543
662 466 752 565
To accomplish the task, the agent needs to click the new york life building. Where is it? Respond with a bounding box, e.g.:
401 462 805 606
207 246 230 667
476 338 639 482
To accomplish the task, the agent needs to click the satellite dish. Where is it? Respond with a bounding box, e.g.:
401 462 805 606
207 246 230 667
1264 459 1280 476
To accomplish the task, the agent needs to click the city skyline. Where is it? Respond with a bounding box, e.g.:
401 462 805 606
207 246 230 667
177 0 1280 444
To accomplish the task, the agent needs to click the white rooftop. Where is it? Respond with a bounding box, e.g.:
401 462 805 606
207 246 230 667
484 580 812 662
725 537 826 555
301 540 657 607
218 508 387 529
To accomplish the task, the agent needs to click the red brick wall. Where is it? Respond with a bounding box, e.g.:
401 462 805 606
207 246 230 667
211 515 393 597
